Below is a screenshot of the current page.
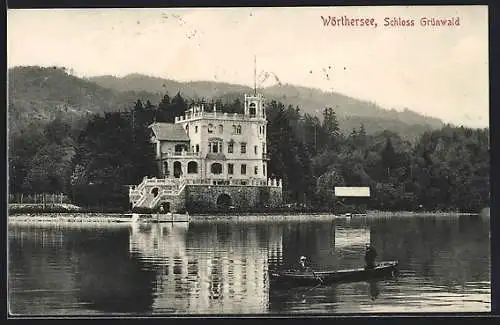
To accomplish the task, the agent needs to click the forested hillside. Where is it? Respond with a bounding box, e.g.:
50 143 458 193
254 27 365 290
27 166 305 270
89 74 444 140
8 66 488 212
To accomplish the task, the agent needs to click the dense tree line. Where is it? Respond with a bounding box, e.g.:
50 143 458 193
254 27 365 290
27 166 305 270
8 92 490 212
264 102 489 212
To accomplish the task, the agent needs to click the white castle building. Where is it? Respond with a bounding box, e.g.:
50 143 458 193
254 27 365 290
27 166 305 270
129 92 283 212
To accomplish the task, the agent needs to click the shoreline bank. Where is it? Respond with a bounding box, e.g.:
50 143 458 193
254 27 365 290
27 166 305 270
9 203 484 216
7 210 482 226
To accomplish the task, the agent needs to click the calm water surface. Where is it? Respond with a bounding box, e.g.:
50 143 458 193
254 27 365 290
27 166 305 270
8 214 491 315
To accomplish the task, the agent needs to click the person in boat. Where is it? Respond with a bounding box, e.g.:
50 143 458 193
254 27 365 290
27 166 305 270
299 256 309 271
364 244 378 269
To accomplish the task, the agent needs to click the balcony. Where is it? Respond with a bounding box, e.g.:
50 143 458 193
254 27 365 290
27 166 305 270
160 151 201 159
175 111 265 123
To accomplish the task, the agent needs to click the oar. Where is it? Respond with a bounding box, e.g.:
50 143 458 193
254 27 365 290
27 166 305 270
311 270 323 285
306 281 323 292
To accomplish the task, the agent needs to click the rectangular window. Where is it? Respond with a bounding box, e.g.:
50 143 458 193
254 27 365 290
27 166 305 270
241 142 247 154
228 142 234 153
254 166 258 175
263 164 266 176
254 145 258 155
241 164 247 175
228 163 234 175
195 125 198 133
208 124 213 133
196 144 199 152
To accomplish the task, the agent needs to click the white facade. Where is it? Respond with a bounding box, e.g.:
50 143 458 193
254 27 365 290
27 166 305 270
154 93 270 186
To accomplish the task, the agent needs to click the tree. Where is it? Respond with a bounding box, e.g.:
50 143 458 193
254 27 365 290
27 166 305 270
134 99 144 111
69 112 157 208
381 138 396 178
321 107 340 150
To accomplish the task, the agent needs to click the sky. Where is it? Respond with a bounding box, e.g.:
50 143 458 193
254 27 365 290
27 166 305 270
7 6 489 127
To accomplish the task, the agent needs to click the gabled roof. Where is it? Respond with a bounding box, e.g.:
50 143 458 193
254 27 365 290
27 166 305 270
149 122 190 142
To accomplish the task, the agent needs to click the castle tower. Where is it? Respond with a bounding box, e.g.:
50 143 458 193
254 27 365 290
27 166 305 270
244 93 265 118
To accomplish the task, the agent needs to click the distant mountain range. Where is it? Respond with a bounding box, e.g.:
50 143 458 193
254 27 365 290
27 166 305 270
8 66 445 139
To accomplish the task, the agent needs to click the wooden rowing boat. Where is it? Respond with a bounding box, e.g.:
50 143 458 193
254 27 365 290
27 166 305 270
269 260 399 286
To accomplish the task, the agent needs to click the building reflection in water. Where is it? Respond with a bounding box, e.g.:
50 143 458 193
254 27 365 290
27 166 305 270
9 216 489 314
128 222 284 314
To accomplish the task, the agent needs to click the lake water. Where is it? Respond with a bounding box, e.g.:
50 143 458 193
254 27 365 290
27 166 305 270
8 214 491 315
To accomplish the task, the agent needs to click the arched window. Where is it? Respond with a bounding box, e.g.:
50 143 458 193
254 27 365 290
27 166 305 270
232 125 236 134
236 125 242 134
218 124 224 134
211 163 223 174
249 103 256 116
208 123 214 133
187 161 198 174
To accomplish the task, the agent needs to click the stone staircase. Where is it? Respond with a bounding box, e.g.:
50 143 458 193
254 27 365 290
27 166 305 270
130 177 186 210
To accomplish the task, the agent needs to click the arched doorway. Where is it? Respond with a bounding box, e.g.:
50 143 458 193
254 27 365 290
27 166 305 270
217 193 232 209
151 187 159 197
173 161 182 178
187 161 198 174
161 202 171 212
211 163 223 175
